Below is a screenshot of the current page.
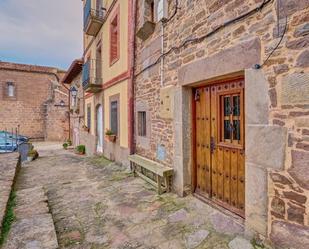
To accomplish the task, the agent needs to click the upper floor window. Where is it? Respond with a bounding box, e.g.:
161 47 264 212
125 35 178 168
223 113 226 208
4 82 16 99
110 11 119 65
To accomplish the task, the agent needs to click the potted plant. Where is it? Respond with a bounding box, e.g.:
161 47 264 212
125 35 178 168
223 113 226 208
105 129 116 142
63 142 68 150
66 139 72 146
27 149 39 162
76 145 86 155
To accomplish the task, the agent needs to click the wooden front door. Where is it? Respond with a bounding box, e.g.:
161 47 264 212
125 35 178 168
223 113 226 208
193 78 245 217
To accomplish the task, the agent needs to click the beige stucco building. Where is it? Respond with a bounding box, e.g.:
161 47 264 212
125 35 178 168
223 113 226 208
82 0 134 164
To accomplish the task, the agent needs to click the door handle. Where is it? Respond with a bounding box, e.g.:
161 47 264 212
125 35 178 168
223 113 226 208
210 136 216 154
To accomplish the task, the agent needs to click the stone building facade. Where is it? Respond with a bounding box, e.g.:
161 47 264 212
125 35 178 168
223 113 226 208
0 61 69 141
134 0 309 247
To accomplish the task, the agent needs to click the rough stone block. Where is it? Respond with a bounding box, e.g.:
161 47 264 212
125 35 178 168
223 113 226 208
178 38 261 86
245 163 267 236
246 125 287 170
289 150 309 189
281 73 309 105
245 69 269 125
270 221 309 249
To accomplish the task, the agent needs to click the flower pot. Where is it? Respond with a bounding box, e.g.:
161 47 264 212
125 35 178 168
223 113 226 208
105 135 116 142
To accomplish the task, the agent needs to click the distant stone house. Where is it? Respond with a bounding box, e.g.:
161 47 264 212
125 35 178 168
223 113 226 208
133 0 309 248
0 61 69 141
62 59 84 147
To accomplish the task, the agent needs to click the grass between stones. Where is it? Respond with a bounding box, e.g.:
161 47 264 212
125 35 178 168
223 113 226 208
0 191 16 246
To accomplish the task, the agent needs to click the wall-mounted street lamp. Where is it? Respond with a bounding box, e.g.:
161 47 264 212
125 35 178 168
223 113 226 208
70 86 78 98
54 100 67 107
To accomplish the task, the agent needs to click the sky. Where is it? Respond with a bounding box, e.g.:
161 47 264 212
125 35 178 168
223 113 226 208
0 0 83 70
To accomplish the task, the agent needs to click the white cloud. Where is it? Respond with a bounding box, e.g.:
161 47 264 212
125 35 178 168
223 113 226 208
0 0 83 69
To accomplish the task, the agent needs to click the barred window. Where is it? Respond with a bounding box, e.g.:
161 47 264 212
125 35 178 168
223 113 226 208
138 111 147 137
110 100 118 135
87 105 91 129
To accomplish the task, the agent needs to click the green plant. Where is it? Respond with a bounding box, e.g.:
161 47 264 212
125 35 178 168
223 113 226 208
63 143 68 149
76 145 86 155
105 129 114 136
0 191 16 246
28 149 39 159
67 140 72 146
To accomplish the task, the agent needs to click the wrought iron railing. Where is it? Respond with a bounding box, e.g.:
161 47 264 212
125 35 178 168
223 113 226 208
0 127 28 153
83 0 105 31
82 59 103 90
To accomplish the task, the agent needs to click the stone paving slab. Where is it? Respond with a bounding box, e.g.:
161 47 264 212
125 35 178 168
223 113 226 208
0 153 20 234
11 144 264 249
4 214 58 249
4 186 58 249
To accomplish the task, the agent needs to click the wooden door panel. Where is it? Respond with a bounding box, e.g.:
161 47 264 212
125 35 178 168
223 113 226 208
223 148 231 204
194 78 245 217
205 87 211 196
217 147 224 201
238 150 245 211
230 149 238 208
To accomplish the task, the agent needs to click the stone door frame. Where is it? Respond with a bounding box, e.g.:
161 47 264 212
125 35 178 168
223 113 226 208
174 68 287 237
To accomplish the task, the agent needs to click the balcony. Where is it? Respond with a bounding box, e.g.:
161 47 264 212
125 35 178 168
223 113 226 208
84 0 105 36
82 59 102 93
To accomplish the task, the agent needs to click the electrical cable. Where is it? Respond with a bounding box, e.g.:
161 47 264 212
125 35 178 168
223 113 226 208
257 0 288 68
135 0 273 77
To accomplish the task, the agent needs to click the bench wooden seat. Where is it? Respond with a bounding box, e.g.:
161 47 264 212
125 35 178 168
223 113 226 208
128 154 173 195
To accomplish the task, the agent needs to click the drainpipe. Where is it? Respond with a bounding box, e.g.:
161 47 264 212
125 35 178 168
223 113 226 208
160 21 164 87
128 0 137 155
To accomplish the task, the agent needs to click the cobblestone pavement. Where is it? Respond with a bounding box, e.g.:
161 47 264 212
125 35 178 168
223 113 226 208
13 143 257 249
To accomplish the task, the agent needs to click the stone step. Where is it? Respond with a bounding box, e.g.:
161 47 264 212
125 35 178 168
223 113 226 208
0 153 20 235
3 187 58 249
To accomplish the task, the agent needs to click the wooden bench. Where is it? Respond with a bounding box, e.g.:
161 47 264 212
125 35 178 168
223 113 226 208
128 154 173 195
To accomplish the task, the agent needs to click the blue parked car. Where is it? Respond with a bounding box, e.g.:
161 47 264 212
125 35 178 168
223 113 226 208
0 131 29 153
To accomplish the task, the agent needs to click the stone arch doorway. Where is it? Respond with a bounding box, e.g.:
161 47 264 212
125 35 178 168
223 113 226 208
96 104 103 153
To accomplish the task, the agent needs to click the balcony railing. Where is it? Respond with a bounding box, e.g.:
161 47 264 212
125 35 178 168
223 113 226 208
82 59 102 93
83 0 105 36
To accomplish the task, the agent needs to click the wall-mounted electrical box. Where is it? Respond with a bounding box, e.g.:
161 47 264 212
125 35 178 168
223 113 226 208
159 86 174 119
157 0 168 22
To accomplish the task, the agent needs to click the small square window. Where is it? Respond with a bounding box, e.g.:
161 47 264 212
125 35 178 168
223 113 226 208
138 111 147 137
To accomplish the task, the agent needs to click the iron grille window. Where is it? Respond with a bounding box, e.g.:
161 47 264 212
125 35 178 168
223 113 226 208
110 100 118 135
87 105 91 129
138 111 147 137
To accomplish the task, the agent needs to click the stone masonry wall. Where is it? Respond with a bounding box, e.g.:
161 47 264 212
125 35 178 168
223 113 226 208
134 0 309 246
0 62 68 140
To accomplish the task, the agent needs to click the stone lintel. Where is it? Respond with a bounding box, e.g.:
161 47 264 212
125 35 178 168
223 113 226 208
178 38 261 86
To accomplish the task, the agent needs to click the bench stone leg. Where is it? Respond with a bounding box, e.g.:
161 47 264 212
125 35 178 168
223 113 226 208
131 162 137 177
157 175 162 195
164 176 170 192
